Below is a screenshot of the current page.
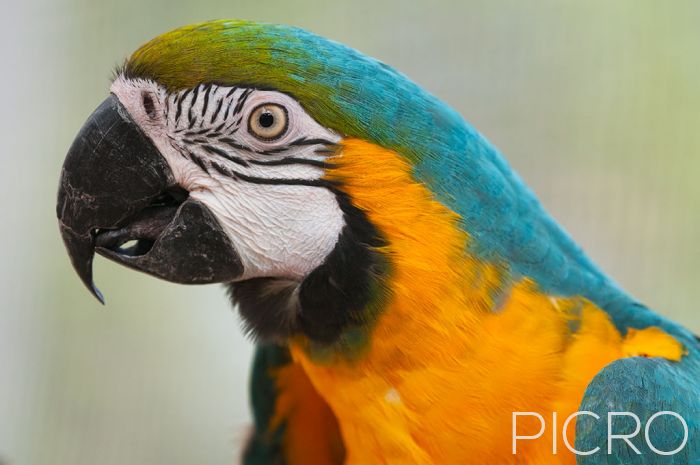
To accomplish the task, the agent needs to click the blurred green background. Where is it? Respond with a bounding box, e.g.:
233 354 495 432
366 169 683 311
1 1 698 464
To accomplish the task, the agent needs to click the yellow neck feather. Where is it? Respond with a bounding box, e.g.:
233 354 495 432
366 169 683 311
319 138 497 367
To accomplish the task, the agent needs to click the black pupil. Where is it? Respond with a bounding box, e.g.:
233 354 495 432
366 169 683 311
259 111 275 128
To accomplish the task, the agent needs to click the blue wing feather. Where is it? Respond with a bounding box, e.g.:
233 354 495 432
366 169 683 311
575 304 700 464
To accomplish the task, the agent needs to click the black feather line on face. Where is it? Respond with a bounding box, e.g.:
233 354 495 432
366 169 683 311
233 88 253 117
229 188 387 345
225 167 337 188
223 98 233 121
219 137 251 152
210 98 223 124
190 85 200 107
201 84 212 118
174 95 184 123
258 147 290 156
204 145 250 167
182 128 207 138
288 137 337 147
247 157 334 169
213 136 336 158
189 152 210 174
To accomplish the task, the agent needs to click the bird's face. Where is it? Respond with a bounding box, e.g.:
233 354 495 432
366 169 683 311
58 73 386 343
107 77 345 282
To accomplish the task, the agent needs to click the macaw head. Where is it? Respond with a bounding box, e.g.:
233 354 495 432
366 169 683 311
58 20 614 348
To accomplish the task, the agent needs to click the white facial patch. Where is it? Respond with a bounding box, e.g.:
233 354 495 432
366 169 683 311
110 76 345 281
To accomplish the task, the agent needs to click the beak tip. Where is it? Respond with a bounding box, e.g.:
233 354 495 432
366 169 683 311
91 285 106 305
76 263 105 305
57 221 105 305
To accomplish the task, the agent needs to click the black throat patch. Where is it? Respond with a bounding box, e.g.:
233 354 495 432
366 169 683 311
228 189 388 346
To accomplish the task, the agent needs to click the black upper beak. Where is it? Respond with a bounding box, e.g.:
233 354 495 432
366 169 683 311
57 94 243 303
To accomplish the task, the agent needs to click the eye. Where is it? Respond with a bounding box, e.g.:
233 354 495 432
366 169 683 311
248 103 288 141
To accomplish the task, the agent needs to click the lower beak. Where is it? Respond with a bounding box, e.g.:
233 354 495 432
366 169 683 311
57 94 243 303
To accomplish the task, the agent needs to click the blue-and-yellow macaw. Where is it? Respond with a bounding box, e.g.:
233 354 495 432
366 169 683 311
56 20 699 465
